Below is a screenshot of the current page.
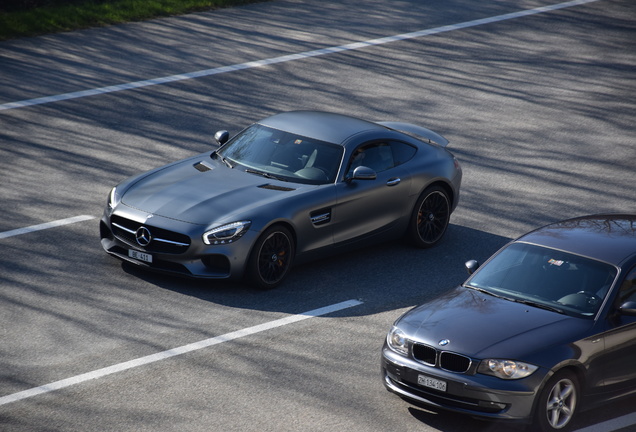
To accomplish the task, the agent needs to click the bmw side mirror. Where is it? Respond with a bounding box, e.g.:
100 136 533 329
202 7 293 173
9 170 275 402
465 259 480 275
214 130 229 145
618 301 636 316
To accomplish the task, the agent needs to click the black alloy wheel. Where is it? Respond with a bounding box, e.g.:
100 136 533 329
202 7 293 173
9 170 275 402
408 185 450 248
248 225 294 290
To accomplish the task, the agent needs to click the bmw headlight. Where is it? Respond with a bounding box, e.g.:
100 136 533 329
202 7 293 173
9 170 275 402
478 359 538 380
387 326 410 356
203 221 251 245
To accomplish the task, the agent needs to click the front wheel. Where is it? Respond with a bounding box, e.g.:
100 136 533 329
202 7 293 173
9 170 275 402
247 225 295 290
533 370 579 431
407 186 450 248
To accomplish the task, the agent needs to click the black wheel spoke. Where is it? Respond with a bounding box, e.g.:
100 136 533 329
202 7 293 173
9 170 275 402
417 191 449 243
257 232 291 285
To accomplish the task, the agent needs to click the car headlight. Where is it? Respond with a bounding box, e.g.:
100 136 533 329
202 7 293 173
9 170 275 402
203 221 251 245
478 359 538 380
107 187 121 214
387 326 410 356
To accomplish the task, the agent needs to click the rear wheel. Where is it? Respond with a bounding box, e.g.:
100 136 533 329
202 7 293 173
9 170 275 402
407 185 450 248
247 225 294 290
534 370 579 431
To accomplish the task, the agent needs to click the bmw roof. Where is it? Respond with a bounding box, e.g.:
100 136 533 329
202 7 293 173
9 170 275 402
518 214 636 266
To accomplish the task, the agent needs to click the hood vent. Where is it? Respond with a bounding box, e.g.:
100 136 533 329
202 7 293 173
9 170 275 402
259 184 296 192
194 161 214 172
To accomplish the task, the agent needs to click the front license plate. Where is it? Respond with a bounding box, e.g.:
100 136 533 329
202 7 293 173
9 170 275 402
418 375 447 392
129 249 152 263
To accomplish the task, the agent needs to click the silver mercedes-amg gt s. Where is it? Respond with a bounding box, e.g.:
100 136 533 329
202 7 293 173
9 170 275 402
100 111 462 289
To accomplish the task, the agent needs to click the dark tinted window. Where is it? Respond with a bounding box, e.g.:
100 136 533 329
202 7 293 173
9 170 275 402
618 266 636 304
346 141 416 176
466 242 618 317
391 141 417 165
218 124 343 185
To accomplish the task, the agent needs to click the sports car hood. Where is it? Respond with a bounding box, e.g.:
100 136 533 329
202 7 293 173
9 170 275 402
119 156 304 224
397 287 594 360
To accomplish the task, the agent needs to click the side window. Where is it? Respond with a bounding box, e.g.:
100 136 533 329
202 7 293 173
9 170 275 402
347 142 394 175
391 141 417 166
617 266 636 304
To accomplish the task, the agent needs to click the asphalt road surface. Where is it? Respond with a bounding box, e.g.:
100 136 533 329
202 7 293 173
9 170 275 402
1 0 635 431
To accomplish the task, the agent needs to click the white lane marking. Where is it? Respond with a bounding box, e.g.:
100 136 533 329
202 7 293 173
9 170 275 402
0 299 363 406
575 412 636 432
0 0 600 112
0 215 95 239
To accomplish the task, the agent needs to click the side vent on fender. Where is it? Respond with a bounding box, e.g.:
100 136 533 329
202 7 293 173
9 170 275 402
310 208 331 226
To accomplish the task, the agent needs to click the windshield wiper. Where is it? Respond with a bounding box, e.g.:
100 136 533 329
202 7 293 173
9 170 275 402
222 157 233 168
467 285 565 314
465 285 513 301
512 299 565 314
213 151 233 168
245 168 286 181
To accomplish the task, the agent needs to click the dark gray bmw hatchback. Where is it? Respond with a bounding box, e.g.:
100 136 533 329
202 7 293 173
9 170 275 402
382 214 636 431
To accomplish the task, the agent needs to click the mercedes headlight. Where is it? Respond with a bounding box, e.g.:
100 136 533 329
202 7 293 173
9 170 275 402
478 359 538 379
387 326 410 356
203 221 251 245
107 187 121 214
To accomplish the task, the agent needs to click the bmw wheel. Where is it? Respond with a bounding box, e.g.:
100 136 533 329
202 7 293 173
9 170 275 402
248 225 295 290
534 371 579 431
408 185 450 248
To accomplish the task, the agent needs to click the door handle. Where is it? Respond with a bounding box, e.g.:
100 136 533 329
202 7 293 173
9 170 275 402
387 178 401 186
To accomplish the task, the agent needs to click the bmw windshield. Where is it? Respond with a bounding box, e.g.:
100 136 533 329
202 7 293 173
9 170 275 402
216 124 344 185
465 242 617 318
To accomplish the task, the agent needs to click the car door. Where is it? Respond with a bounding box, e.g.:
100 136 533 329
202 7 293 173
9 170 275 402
593 264 636 397
331 141 414 246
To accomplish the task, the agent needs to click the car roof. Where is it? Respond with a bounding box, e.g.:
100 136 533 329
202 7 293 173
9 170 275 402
517 214 636 266
258 110 386 145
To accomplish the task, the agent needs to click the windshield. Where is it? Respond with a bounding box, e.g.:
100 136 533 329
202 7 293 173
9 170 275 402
466 242 617 318
217 124 344 185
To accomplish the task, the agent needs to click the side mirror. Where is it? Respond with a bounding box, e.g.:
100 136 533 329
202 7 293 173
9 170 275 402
214 130 229 145
465 259 480 275
346 166 377 182
618 301 636 316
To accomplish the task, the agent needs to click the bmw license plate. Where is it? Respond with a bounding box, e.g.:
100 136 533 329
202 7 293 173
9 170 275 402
129 249 152 263
418 375 447 392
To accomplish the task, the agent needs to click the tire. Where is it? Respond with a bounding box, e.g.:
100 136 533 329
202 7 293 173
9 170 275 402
407 185 450 248
247 225 295 290
533 370 579 431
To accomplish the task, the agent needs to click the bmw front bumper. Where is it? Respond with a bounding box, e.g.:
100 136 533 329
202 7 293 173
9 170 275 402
381 345 546 423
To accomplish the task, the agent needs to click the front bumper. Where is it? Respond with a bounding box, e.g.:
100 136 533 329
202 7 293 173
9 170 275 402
381 346 545 422
99 206 256 281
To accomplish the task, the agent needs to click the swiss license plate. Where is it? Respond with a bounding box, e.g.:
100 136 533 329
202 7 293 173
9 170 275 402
129 249 152 263
418 375 447 392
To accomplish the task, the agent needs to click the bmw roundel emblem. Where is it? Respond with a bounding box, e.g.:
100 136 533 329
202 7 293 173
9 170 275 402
439 339 450 347
135 226 152 246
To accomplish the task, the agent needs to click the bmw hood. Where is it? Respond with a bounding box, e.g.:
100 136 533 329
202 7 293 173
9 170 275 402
120 156 303 224
397 287 594 360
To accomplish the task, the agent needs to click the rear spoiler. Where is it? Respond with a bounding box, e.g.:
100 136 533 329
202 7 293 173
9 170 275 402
377 121 449 147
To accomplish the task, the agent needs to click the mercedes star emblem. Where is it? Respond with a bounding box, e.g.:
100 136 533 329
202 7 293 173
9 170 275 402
135 226 152 246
